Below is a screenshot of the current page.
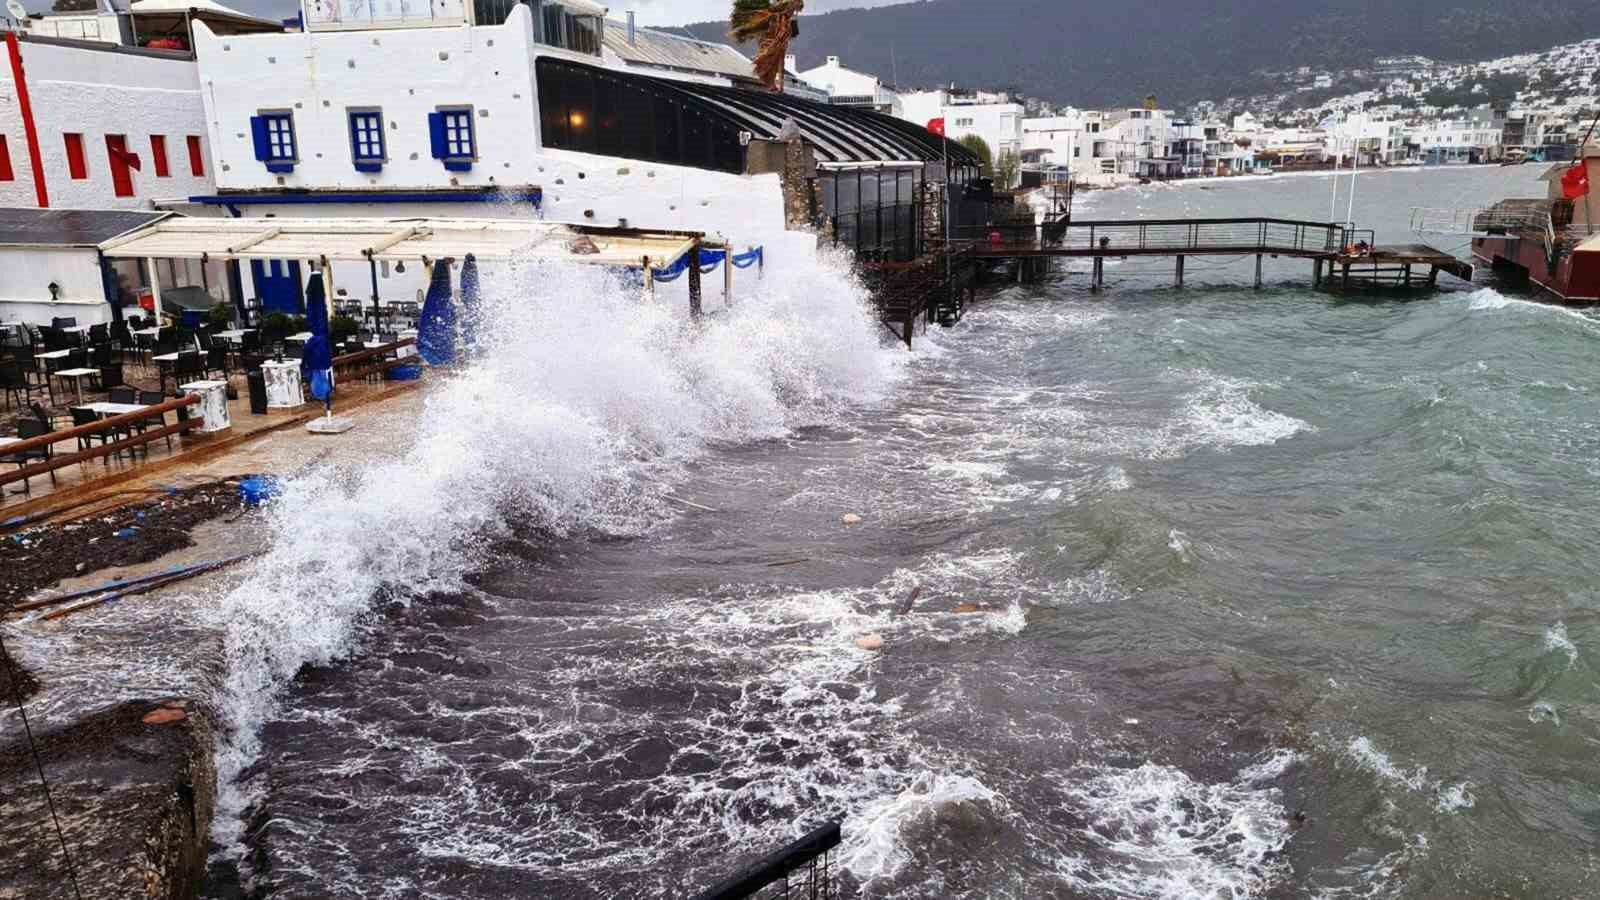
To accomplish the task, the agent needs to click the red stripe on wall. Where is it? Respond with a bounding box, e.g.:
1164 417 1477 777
5 32 48 208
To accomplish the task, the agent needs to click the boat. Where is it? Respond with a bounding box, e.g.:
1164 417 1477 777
1471 144 1600 303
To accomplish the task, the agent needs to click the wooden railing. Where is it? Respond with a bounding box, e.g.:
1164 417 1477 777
0 395 201 488
332 338 417 382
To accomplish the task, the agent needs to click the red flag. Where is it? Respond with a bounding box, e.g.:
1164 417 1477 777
1561 163 1589 200
110 144 142 172
927 118 945 137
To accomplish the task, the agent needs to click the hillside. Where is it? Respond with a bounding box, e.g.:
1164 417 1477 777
685 0 1600 107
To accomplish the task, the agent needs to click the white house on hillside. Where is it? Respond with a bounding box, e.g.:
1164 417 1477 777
795 55 901 115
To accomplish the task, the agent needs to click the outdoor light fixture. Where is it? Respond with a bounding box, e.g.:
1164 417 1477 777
569 111 586 129
47 282 60 301
395 260 406 273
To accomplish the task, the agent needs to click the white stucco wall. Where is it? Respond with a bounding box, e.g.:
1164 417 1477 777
0 246 115 327
0 38 214 210
195 10 544 194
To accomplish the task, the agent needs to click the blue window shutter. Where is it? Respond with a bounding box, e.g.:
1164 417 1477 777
250 115 271 161
428 112 447 159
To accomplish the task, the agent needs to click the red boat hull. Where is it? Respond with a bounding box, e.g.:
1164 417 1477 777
1473 234 1600 303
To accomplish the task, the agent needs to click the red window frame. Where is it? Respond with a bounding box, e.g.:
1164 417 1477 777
150 134 169 177
186 135 204 177
0 136 12 182
64 132 87 179
105 134 134 197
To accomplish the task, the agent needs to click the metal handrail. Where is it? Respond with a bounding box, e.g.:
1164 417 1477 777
695 823 842 900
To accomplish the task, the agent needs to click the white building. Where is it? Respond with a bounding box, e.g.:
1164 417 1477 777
185 0 974 310
795 54 900 115
1327 113 1406 166
0 209 169 328
899 88 1024 182
0 33 217 210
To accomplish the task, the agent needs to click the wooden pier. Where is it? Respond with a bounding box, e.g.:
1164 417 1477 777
960 217 1473 292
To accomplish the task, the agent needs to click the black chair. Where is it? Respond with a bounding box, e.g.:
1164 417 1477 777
69 406 116 464
51 316 77 329
108 386 137 404
110 321 134 361
39 326 69 352
138 390 174 452
0 359 49 410
2 418 56 496
205 345 230 380
175 351 205 387
88 323 109 344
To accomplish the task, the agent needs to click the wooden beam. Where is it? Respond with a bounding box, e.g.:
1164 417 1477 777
225 227 281 255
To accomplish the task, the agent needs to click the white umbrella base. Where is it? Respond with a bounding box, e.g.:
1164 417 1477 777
306 416 356 434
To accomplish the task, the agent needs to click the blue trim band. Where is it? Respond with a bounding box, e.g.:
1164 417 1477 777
187 188 543 207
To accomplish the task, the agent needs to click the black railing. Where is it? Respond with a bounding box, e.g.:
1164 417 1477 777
1059 217 1345 255
695 822 842 900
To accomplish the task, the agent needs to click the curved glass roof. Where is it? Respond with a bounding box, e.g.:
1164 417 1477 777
538 57 981 167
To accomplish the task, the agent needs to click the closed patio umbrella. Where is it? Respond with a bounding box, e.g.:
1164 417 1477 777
301 269 334 412
417 259 455 366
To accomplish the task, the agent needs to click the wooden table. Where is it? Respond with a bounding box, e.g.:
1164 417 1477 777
54 367 101 404
81 402 147 417
214 329 256 344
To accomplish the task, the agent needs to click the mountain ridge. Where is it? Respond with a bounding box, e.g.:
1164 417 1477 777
684 0 1600 108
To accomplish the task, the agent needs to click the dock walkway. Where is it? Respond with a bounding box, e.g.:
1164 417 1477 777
962 216 1472 290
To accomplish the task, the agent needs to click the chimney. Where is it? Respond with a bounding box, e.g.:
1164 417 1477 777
784 53 796 74
827 55 840 67
626 10 635 46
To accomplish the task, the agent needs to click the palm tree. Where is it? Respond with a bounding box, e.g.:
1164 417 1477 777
730 0 805 92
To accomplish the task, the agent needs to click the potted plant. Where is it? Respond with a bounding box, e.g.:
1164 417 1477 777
206 302 233 330
330 314 360 342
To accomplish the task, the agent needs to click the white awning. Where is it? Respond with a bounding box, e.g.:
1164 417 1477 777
98 216 698 270
553 0 608 16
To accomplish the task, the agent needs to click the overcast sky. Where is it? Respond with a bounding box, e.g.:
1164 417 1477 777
17 0 912 27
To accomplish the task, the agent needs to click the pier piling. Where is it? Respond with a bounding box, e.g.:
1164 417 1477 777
1176 255 1185 288
687 239 703 318
1254 254 1263 289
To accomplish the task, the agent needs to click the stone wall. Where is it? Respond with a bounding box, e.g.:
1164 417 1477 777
0 699 216 899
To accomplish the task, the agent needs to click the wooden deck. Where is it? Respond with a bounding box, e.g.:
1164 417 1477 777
1 373 422 521
1319 244 1475 290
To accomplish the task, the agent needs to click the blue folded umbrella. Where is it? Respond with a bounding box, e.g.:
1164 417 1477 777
301 271 334 403
417 260 455 366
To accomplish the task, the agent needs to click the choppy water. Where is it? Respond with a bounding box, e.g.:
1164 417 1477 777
209 165 1600 898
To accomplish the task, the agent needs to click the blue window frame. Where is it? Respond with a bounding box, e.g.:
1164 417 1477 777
249 111 297 173
348 109 385 172
427 106 476 172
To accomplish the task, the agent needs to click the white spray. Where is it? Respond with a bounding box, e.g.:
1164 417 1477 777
203 247 901 860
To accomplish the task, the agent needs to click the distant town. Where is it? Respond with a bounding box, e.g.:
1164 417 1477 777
791 37 1599 188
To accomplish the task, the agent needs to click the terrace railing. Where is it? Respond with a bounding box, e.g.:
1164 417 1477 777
0 395 201 490
962 217 1347 256
694 823 842 900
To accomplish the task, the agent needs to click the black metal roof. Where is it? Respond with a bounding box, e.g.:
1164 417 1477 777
542 57 981 167
0 209 170 248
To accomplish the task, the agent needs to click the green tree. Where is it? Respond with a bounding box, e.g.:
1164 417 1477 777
995 150 1020 189
958 134 994 175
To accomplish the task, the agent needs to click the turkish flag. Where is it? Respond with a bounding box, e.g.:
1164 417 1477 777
927 118 946 137
1561 163 1589 200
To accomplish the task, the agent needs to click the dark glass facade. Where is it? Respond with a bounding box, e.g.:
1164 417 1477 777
536 57 745 173
820 166 924 261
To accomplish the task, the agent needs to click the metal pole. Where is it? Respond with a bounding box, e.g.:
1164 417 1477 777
367 253 381 329
722 244 732 307
687 240 703 319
